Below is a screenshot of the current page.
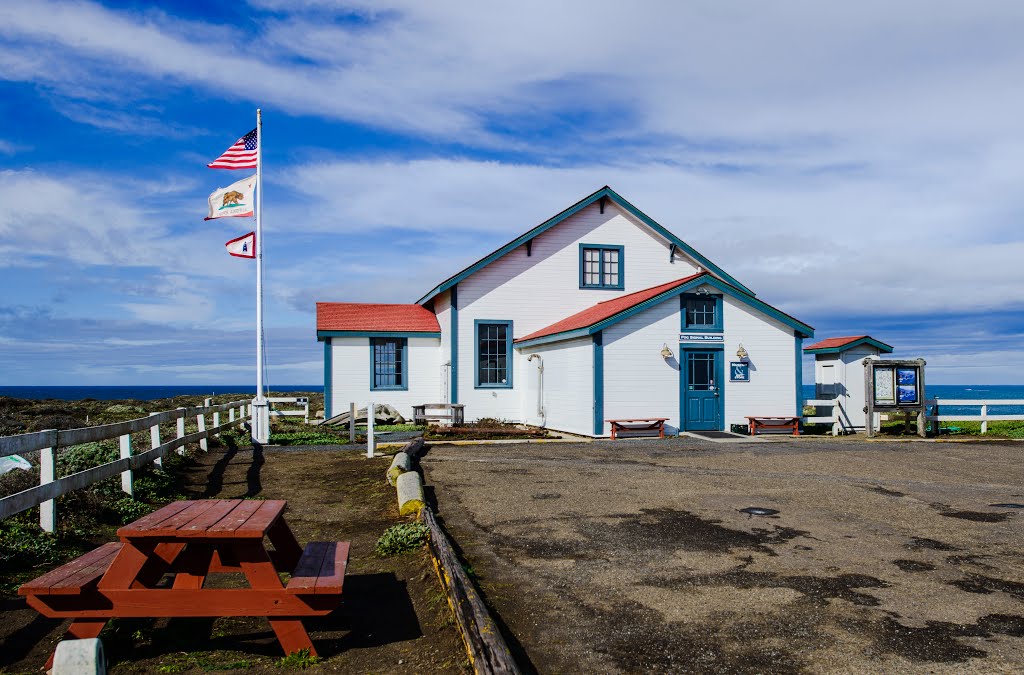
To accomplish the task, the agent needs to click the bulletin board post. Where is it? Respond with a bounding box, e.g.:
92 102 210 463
863 358 927 438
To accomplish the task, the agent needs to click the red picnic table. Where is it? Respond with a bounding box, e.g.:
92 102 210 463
19 499 349 668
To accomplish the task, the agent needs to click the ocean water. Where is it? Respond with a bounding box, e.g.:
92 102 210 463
802 384 1024 416
0 385 320 401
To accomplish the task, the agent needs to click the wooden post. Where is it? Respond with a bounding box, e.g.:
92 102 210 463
864 359 875 438
39 436 56 533
303 399 310 424
150 412 162 468
176 408 186 455
367 401 375 458
213 409 221 433
349 402 356 443
981 404 988 435
198 398 210 451
917 358 928 438
230 407 236 423
119 433 133 497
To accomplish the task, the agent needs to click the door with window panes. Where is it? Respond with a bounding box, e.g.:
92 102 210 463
681 349 723 430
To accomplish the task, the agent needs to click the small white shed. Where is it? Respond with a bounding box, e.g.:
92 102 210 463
804 335 893 431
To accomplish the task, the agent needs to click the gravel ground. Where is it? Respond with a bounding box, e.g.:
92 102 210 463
422 435 1024 674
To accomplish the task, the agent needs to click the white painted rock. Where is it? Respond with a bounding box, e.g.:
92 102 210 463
52 638 106 675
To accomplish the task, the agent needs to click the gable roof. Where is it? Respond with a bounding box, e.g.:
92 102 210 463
415 186 754 305
316 302 440 338
515 273 813 348
804 335 893 354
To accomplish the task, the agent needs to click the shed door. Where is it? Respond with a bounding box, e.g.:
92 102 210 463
682 350 722 431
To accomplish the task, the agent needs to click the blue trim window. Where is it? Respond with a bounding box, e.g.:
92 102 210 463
371 338 408 390
579 244 624 289
475 320 513 388
682 293 722 331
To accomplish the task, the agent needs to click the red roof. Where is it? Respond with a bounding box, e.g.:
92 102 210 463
316 303 440 333
516 273 707 343
804 335 892 353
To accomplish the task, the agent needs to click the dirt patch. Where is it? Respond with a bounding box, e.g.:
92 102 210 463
0 446 468 674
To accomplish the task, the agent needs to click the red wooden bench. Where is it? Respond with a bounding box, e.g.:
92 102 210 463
287 541 350 595
606 418 669 440
745 416 800 436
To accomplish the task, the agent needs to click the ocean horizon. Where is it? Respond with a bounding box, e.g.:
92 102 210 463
0 385 321 401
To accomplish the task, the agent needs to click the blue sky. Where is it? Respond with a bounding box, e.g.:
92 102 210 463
1 0 1023 386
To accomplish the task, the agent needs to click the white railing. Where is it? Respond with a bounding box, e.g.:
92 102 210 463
803 398 852 436
268 396 310 423
926 399 1024 434
0 398 250 532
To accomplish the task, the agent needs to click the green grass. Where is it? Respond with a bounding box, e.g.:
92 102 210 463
267 430 350 446
938 420 1024 438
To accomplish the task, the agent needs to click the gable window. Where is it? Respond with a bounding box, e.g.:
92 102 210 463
371 338 407 390
475 320 513 388
682 293 722 331
579 244 624 289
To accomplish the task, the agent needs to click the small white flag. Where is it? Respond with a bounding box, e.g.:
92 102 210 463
225 232 256 258
205 174 257 220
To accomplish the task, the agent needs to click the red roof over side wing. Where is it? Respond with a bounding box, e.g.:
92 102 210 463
804 335 893 353
316 303 440 333
516 273 707 343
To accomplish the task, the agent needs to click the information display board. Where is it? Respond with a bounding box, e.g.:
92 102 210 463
863 358 927 437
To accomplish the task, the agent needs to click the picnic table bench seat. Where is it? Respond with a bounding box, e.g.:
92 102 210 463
745 416 800 436
18 542 123 597
286 541 350 595
413 403 465 425
605 418 669 440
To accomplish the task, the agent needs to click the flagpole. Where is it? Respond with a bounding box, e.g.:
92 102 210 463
252 108 269 444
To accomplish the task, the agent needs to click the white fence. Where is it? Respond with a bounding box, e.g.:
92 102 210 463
803 398 853 436
804 397 1024 436
268 396 310 423
926 399 1024 434
0 398 249 532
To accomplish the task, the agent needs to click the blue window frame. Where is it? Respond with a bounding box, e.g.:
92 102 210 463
475 320 513 388
579 244 624 289
681 293 723 331
370 337 408 390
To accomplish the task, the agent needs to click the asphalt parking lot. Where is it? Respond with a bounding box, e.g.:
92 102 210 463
423 435 1024 674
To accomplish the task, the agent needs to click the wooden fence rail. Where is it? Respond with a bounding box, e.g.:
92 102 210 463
0 398 250 532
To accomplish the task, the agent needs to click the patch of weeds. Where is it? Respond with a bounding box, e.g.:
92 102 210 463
277 648 320 669
269 431 349 446
111 497 155 523
462 563 478 580
373 423 425 432
375 522 430 557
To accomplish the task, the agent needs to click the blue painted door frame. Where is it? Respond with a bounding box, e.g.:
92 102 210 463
680 347 724 431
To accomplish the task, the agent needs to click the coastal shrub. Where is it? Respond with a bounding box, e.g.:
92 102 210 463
0 462 39 499
0 517 61 568
111 497 154 523
58 442 119 475
104 404 145 414
375 522 430 557
269 430 349 446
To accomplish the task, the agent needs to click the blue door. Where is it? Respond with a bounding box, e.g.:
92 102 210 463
682 350 723 431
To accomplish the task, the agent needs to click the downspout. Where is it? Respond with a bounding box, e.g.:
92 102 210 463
527 354 546 426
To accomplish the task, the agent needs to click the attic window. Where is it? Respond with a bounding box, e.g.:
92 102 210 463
579 244 624 290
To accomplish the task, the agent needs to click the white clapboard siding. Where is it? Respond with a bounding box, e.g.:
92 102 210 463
519 337 594 435
603 300 682 435
722 296 798 424
329 336 441 420
455 201 698 421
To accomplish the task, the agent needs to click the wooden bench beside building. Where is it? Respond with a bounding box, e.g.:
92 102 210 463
605 418 668 440
745 416 801 436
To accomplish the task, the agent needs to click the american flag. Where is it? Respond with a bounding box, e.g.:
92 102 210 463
207 128 258 169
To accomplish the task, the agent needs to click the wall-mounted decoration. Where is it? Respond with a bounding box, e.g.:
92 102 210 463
679 333 724 343
730 361 749 381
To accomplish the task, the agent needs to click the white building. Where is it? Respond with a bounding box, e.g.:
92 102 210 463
317 187 814 436
804 335 894 431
